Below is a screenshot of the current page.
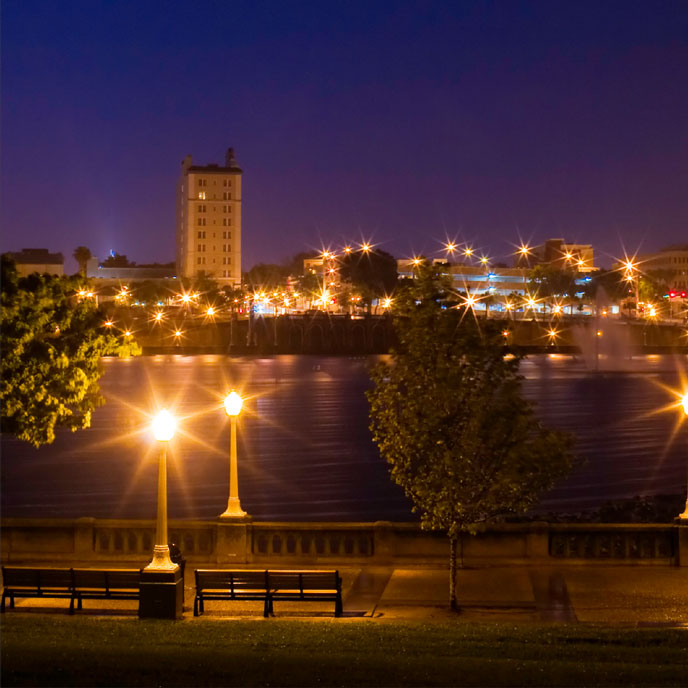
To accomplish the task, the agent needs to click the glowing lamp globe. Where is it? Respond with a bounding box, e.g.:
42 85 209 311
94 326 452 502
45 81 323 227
681 393 688 417
152 410 176 442
224 391 243 417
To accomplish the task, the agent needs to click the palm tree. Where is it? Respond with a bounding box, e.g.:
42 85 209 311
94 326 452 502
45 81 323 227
73 246 92 276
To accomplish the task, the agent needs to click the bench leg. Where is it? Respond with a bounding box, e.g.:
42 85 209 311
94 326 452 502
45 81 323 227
335 595 343 617
78 595 83 611
69 595 76 615
1 591 6 613
193 596 200 617
263 597 270 618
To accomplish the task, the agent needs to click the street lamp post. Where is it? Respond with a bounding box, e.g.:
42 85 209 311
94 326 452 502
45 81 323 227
219 391 249 520
139 409 183 619
146 410 177 571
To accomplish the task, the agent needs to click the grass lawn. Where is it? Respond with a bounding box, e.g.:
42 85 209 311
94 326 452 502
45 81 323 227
2 616 687 687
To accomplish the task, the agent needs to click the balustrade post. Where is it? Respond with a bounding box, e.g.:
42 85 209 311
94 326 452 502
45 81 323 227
373 521 395 563
525 522 549 560
74 517 96 560
678 523 688 567
216 522 250 565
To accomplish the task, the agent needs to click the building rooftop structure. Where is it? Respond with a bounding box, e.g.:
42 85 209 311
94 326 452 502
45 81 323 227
397 259 531 297
638 244 688 292
3 248 64 276
515 238 596 273
86 257 177 281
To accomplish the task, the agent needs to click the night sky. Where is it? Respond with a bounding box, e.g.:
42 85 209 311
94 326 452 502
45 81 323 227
2 1 686 272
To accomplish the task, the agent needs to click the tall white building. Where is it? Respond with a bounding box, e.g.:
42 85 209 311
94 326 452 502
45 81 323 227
176 148 242 285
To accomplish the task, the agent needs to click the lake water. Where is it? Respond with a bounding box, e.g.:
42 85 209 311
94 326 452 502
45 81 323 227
1 354 686 521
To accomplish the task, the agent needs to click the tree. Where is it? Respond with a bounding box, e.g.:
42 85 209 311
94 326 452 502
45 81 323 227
73 246 92 276
528 264 577 306
244 263 291 291
285 251 319 278
131 280 172 306
1 256 141 447
339 248 398 311
101 252 133 268
367 264 574 609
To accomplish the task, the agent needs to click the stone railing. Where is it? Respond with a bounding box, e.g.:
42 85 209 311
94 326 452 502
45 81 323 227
93 521 216 559
548 524 676 562
250 523 375 561
1 518 685 567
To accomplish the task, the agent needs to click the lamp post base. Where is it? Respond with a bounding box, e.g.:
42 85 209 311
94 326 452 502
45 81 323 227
219 498 250 521
139 567 183 619
145 544 177 571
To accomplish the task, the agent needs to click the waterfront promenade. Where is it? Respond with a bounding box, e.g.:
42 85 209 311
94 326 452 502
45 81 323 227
4 562 687 626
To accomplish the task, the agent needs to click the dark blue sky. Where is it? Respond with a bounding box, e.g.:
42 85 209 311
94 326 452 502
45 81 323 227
2 0 687 272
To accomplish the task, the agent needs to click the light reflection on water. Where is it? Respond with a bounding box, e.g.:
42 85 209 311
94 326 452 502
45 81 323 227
1 354 686 520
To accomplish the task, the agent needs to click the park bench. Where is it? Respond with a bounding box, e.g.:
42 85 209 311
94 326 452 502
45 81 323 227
1 566 142 614
194 569 270 617
267 570 342 617
72 568 141 612
193 569 342 617
1 567 75 613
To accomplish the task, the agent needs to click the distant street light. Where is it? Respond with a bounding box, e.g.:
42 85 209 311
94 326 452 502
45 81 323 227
220 391 249 520
146 410 178 571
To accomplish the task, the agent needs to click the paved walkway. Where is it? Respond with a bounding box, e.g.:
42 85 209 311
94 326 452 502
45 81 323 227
5 564 687 626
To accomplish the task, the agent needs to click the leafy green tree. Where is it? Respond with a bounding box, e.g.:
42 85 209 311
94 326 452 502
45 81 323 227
101 252 133 268
285 251 319 278
1 256 140 447
339 248 398 311
244 263 290 290
639 270 672 302
367 264 574 609
73 246 92 276
528 265 577 305
131 280 172 306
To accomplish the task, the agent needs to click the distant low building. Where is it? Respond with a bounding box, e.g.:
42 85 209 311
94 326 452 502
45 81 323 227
638 244 688 291
3 248 64 277
86 257 177 281
397 259 530 297
516 238 595 273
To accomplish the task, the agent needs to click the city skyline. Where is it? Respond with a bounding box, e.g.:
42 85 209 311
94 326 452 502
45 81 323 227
2 1 686 273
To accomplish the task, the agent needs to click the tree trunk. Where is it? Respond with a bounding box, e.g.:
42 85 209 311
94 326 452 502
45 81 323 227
449 536 458 611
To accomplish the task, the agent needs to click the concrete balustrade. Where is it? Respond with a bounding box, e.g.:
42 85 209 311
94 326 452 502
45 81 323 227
1 518 685 567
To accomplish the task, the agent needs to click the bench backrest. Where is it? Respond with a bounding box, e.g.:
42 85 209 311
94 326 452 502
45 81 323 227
72 569 141 591
2 567 73 589
105 570 141 590
267 570 340 591
195 569 268 591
